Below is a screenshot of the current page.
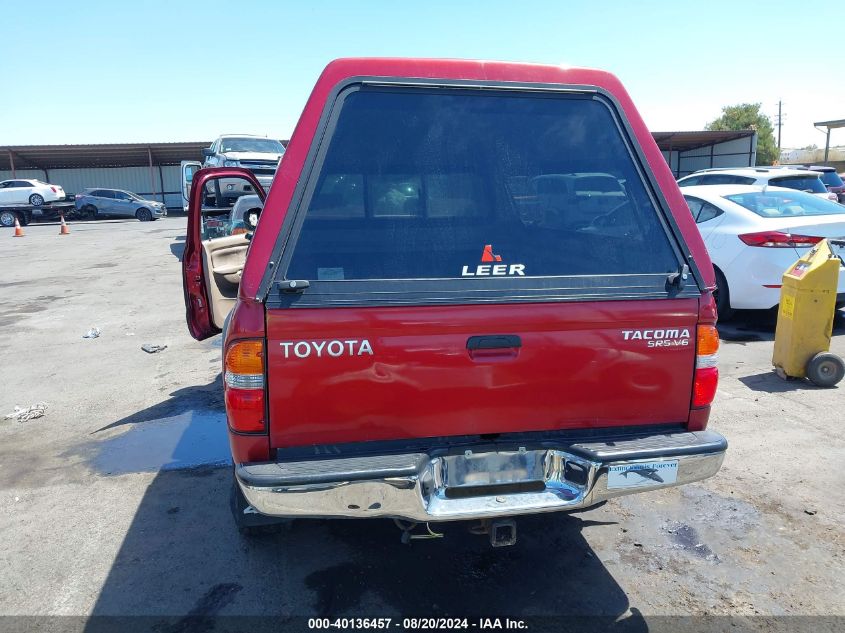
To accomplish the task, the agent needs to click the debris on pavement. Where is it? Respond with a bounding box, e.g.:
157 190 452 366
141 344 167 354
82 327 100 339
4 403 48 422
804 509 817 516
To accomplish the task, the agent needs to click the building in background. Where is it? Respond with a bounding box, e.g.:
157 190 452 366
779 146 845 172
1 131 757 210
652 130 757 177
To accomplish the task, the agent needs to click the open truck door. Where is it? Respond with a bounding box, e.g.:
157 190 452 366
182 167 265 340
181 160 202 212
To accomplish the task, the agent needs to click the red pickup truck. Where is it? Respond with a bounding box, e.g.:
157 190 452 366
182 58 726 545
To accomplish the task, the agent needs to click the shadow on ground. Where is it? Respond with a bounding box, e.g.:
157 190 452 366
170 235 186 261
92 375 223 434
718 307 845 344
738 371 824 393
82 399 643 627
62 376 230 477
717 310 778 343
86 464 642 625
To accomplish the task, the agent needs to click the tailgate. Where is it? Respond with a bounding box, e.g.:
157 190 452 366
266 299 698 448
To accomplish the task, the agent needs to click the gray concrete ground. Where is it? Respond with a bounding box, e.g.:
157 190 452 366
1 218 844 625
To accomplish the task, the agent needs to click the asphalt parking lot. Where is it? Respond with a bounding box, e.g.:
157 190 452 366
1 218 844 628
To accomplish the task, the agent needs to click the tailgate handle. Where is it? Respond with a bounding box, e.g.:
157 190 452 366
466 335 522 351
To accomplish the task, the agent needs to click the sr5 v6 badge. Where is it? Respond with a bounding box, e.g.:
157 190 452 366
622 328 691 348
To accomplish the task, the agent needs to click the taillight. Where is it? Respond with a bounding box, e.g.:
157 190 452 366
738 231 822 248
692 325 719 408
50 186 57 193
224 339 265 432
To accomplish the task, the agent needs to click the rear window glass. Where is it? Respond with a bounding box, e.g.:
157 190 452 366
769 176 827 194
286 88 679 281
818 171 844 188
724 190 845 217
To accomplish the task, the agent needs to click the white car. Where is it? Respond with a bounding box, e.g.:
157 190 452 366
678 168 838 202
682 184 845 315
0 179 66 207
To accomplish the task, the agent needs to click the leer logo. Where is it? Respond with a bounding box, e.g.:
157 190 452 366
462 245 526 277
481 244 502 262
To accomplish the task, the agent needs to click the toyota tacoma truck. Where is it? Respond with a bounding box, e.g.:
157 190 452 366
182 58 726 544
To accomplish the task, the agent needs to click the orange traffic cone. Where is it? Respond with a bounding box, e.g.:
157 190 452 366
13 216 25 237
59 215 70 236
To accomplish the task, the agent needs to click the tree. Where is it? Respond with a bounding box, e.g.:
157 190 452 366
705 103 778 166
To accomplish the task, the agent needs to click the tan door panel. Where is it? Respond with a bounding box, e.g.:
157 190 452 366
201 234 249 328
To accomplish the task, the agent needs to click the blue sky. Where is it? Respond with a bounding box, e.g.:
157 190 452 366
2 0 841 149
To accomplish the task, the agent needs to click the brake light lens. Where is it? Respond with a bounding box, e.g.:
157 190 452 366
693 367 719 408
738 231 822 248
693 325 719 408
50 186 57 193
224 339 265 432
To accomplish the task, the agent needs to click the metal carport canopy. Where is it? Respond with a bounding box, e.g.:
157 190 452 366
814 119 845 163
0 142 210 170
2 132 750 171
650 130 756 153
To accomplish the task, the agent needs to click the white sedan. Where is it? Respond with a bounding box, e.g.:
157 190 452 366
0 179 66 207
682 184 845 316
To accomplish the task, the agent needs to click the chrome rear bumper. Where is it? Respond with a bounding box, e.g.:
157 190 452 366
237 430 726 522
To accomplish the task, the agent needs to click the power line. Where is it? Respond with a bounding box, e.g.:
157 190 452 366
774 100 786 152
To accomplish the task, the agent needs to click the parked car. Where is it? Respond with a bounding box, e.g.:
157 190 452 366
182 58 726 540
74 188 167 221
682 184 845 316
677 168 837 202
0 179 65 207
779 165 845 203
202 135 285 206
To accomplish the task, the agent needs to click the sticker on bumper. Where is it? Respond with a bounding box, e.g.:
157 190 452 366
607 461 678 489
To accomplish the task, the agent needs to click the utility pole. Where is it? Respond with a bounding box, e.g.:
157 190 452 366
775 100 783 153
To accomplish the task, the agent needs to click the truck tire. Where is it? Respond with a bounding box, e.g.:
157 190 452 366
20 211 31 226
229 470 290 535
806 352 845 388
29 194 45 206
0 210 18 227
135 208 153 222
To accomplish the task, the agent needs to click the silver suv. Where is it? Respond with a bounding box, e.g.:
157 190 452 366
202 135 285 205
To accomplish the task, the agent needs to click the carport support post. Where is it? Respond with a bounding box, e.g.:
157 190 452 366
147 147 157 201
157 165 166 206
824 128 830 164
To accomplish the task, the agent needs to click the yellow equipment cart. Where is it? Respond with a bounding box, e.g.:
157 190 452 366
773 238 845 387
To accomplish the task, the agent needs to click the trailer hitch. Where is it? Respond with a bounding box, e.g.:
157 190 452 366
469 518 518 547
